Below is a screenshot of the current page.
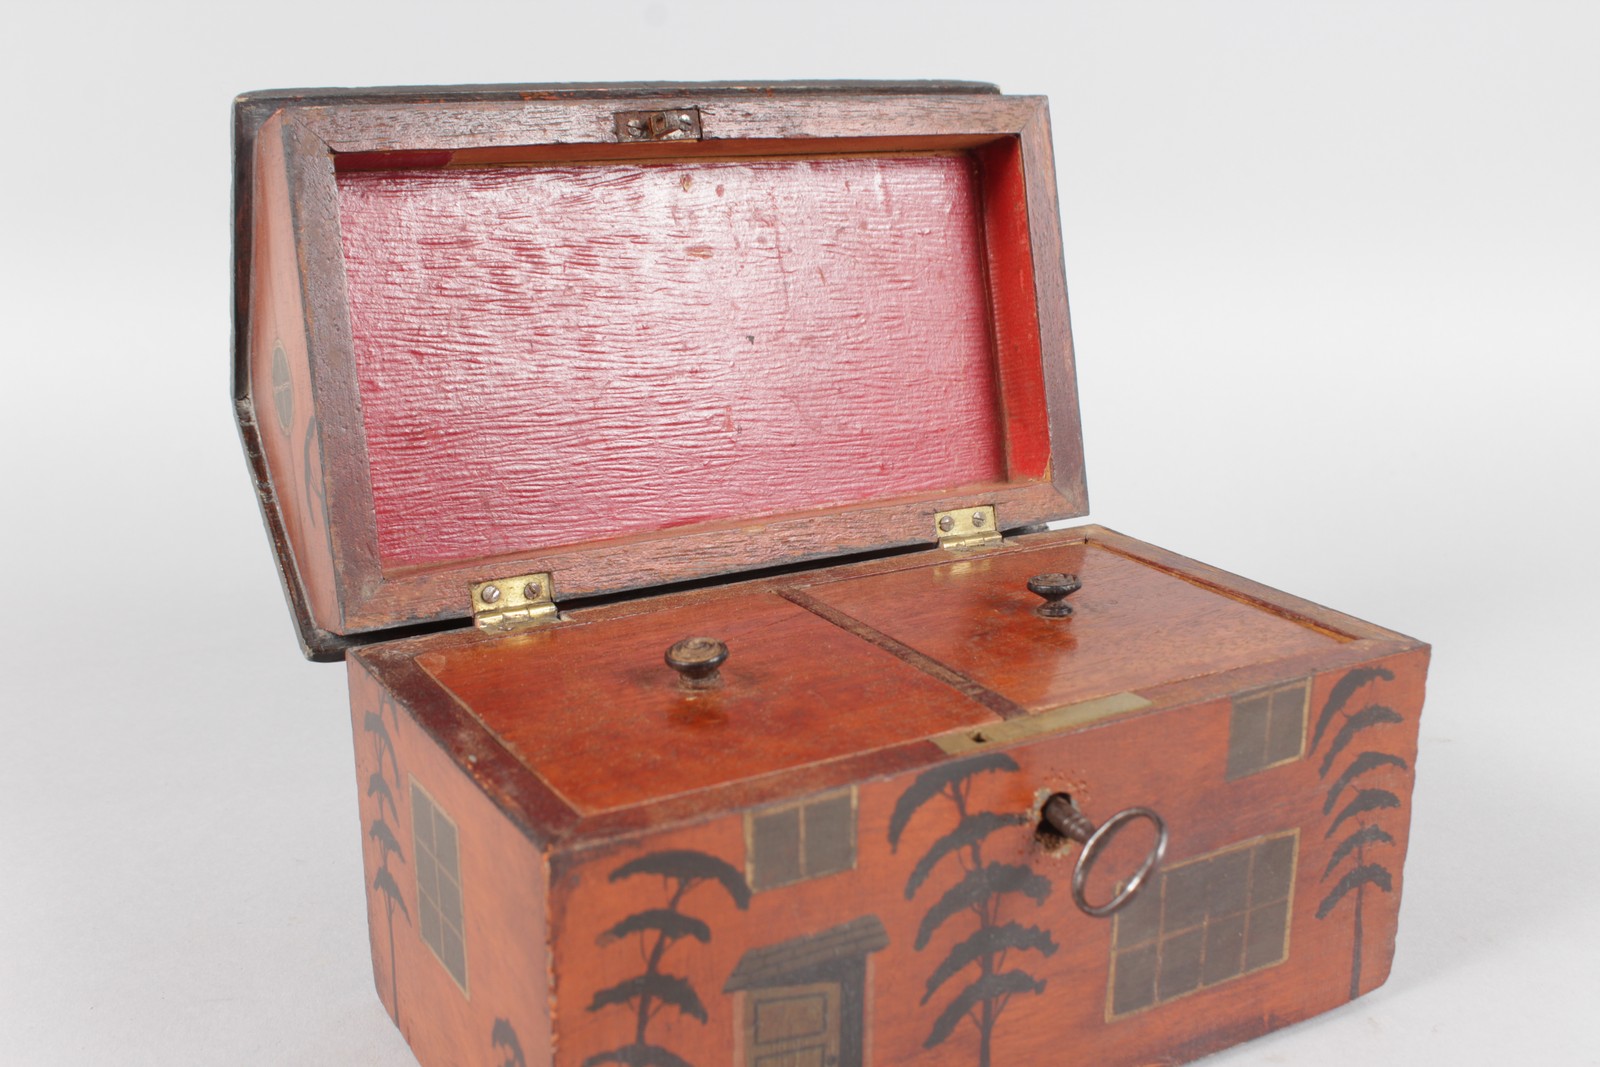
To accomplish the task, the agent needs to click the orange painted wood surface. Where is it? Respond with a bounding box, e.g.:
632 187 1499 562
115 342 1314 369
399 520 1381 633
246 111 342 635
418 594 1003 814
347 660 552 1067
337 156 1008 570
350 634 1425 1067
802 539 1349 712
543 649 1426 1067
345 526 1428 1067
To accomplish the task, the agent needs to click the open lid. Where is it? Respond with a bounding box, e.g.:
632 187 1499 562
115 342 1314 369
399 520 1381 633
233 81 1086 660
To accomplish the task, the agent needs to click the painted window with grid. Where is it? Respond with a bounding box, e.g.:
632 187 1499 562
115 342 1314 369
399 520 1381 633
1226 680 1309 780
746 788 857 892
411 781 468 992
1108 831 1297 1018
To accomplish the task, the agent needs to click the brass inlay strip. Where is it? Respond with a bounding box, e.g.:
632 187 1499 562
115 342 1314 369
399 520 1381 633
933 691 1154 754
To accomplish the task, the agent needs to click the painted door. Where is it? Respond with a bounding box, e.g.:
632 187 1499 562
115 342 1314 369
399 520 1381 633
745 981 841 1067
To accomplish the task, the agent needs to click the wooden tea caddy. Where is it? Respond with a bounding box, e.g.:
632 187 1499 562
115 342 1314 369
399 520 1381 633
233 81 1429 1067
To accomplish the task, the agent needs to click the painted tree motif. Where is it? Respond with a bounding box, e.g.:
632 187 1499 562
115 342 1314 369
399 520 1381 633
1311 666 1408 999
270 341 293 435
490 1017 527 1067
585 850 752 1067
299 412 335 562
365 693 410 1025
303 414 329 530
888 753 1057 1067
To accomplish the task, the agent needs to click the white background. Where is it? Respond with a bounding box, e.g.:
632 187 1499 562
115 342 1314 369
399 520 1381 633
2 1 1597 1064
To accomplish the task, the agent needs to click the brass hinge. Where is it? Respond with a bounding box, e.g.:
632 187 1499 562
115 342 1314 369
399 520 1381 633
471 572 557 633
935 505 1002 550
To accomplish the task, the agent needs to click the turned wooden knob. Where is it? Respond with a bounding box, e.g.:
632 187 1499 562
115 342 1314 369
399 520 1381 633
665 637 728 689
1027 572 1083 618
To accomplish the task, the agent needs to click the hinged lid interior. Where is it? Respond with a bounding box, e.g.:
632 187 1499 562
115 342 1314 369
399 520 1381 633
234 82 1086 658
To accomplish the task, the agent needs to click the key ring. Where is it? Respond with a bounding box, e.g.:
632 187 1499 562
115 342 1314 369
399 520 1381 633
1041 795 1169 918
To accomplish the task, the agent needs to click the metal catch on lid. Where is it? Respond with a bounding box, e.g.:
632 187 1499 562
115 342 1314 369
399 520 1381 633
615 107 703 142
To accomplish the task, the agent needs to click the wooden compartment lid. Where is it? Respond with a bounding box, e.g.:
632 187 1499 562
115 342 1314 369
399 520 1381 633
233 82 1086 659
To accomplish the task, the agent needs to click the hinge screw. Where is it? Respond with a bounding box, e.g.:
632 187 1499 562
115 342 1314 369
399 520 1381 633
972 511 987 528
524 581 543 600
938 515 956 533
480 584 502 604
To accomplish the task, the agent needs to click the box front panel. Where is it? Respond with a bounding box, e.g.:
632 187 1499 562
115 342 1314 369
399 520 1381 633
546 649 1424 1067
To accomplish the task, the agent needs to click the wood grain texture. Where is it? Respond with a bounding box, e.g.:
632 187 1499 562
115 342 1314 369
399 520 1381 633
337 156 1005 569
1016 103 1085 502
243 111 342 639
353 525 1423 851
281 117 385 606
342 480 1069 635
418 594 1003 815
233 82 1001 399
357 641 582 849
294 95 1045 155
800 539 1348 712
231 87 1005 445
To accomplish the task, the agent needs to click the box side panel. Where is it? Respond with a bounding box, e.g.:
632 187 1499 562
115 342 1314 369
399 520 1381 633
545 647 1425 1067
245 111 342 640
348 659 552 1066
1303 646 1428 1000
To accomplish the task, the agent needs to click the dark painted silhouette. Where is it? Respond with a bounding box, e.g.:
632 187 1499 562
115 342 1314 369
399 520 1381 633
889 753 1057 1066
1310 666 1407 999
300 413 335 562
723 916 888 1067
365 694 410 1025
585 850 752 1067
491 1017 527 1067
367 771 397 821
270 342 293 435
303 414 328 528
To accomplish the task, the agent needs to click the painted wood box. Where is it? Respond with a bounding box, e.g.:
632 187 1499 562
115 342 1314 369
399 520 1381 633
232 82 1429 1067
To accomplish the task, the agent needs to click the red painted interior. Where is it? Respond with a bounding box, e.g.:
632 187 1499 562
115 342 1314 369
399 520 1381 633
336 152 1046 571
977 139 1050 478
